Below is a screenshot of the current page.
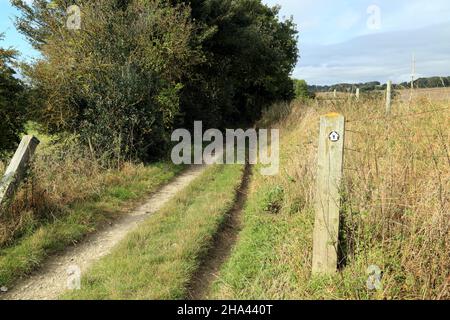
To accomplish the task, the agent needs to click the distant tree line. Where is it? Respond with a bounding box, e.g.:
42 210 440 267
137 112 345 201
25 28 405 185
3 0 298 161
398 76 450 89
309 81 382 93
309 76 450 93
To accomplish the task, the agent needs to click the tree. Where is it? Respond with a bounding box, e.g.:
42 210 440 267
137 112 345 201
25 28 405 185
13 0 299 161
294 79 310 99
0 34 28 157
173 0 299 128
13 0 203 160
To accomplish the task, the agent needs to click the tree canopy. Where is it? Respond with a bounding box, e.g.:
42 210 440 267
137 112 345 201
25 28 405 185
12 0 298 161
0 33 28 157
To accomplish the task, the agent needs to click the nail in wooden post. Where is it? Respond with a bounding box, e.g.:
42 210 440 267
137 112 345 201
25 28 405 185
312 113 345 275
386 80 392 115
0 135 40 209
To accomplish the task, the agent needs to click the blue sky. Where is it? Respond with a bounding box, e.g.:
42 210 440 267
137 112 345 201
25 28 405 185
0 0 38 61
263 0 450 84
1 0 450 84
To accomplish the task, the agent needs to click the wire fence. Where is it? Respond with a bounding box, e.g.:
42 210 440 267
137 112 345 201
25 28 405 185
345 106 450 123
341 104 450 171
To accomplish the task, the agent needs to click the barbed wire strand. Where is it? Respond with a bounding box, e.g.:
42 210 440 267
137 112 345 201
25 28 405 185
345 129 446 139
343 147 448 159
345 107 450 123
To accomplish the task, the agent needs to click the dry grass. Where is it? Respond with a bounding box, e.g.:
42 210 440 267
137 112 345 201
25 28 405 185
397 87 450 102
0 140 143 246
0 135 183 287
211 92 449 300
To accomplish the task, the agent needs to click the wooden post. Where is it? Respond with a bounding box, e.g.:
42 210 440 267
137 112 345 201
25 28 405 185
333 89 337 99
355 88 360 100
312 113 345 275
0 135 40 209
386 80 392 115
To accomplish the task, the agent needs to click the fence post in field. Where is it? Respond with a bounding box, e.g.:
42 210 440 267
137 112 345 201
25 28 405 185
386 80 392 115
0 135 40 210
333 89 337 99
355 88 360 100
312 113 345 275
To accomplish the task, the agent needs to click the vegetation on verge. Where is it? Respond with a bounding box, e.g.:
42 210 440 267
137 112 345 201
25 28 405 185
209 94 449 300
0 145 183 287
61 163 244 299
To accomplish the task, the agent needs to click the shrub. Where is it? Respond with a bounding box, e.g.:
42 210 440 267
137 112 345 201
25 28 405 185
0 34 27 157
14 0 203 161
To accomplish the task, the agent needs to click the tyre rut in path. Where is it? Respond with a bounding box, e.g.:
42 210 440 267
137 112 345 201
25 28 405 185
1 165 206 300
187 163 252 300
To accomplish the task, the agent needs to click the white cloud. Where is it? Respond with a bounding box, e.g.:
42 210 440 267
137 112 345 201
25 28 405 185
295 23 450 85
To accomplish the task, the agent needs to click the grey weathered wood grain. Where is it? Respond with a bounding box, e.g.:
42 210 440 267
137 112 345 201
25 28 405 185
0 135 40 210
312 113 345 275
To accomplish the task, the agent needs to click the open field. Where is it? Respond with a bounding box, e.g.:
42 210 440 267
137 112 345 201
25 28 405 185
397 87 450 101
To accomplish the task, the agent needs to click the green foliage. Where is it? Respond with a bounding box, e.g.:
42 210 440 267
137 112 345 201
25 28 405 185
13 0 203 161
293 79 311 100
399 76 450 88
262 185 284 214
178 0 299 128
0 34 28 157
309 76 450 94
13 0 298 161
310 81 382 93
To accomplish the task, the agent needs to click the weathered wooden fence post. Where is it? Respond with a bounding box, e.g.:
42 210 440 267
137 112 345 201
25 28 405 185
312 113 345 275
0 135 40 209
355 88 360 100
386 80 392 115
333 89 337 99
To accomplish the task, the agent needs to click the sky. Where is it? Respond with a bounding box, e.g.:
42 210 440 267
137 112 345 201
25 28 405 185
262 0 450 84
1 0 450 85
0 0 38 61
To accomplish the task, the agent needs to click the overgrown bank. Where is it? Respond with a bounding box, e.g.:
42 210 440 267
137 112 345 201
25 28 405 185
209 95 449 300
0 137 183 287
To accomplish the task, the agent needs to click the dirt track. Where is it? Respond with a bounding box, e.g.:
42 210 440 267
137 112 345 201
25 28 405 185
1 165 205 300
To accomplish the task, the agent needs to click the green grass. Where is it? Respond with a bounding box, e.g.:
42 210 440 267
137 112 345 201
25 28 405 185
209 97 450 300
207 165 315 299
61 164 244 300
0 162 183 288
